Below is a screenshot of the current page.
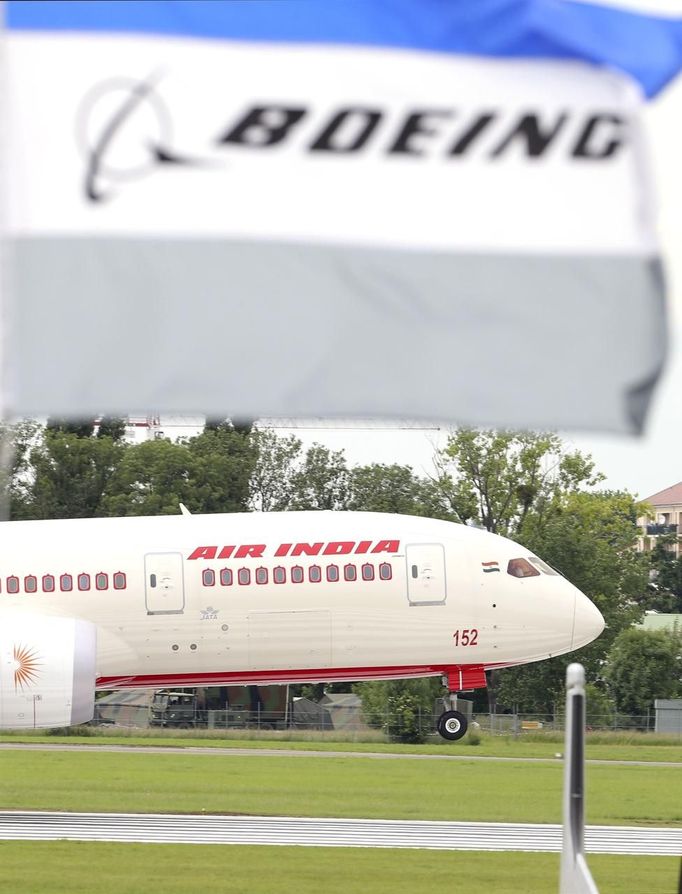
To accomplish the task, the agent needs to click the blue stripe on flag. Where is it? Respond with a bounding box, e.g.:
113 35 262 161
6 0 682 97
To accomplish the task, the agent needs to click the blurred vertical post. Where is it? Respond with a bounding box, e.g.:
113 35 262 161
0 426 12 522
559 663 599 894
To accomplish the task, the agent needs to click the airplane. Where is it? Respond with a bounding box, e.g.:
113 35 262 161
0 510 605 739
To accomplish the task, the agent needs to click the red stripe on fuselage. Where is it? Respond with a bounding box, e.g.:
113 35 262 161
97 664 490 691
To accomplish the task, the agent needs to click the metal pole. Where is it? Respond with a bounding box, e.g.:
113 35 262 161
559 663 599 894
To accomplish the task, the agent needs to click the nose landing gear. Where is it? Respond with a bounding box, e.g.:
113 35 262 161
436 672 470 741
437 708 468 741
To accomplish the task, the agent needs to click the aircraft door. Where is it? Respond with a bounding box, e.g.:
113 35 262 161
145 552 185 614
406 543 447 605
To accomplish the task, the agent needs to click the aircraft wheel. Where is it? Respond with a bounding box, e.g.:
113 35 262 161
437 710 468 741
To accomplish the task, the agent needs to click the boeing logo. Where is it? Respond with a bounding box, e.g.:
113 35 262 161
77 75 627 203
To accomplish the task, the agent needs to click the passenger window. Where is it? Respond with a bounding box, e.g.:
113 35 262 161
96 572 108 590
273 566 286 584
60 574 73 592
202 569 216 587
7 576 19 594
24 575 37 593
113 572 127 590
238 568 251 586
379 563 392 581
326 564 339 582
42 574 55 593
220 568 233 586
256 567 268 585
344 564 357 582
78 573 91 591
309 565 322 583
361 563 375 581
291 566 304 584
507 558 540 579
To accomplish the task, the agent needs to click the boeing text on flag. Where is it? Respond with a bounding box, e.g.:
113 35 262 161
5 0 682 430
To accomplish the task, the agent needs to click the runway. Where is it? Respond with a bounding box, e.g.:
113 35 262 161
0 812 679 854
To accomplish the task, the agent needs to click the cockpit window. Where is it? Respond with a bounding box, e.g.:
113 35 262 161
507 558 541 578
529 556 559 576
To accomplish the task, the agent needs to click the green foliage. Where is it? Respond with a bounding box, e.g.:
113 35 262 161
383 692 427 743
465 727 482 746
98 439 197 516
13 429 126 519
46 417 96 438
249 430 303 511
433 429 602 536
289 444 349 510
184 425 255 513
584 683 616 728
355 678 440 743
1 844 678 894
603 627 682 716
648 533 682 613
347 463 422 515
1 744 680 827
96 417 127 442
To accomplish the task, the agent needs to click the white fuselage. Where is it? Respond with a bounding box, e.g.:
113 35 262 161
0 511 604 690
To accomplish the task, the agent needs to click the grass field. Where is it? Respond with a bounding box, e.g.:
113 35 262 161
0 748 679 825
0 843 677 894
1 737 679 894
2 728 681 764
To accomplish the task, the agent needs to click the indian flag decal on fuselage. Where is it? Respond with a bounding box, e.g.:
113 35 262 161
481 561 500 573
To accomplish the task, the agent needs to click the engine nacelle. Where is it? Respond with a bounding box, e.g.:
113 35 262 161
0 614 96 729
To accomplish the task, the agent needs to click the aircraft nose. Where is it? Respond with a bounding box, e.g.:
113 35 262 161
572 592 605 649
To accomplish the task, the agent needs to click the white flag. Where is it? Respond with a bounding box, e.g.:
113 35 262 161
5 0 682 431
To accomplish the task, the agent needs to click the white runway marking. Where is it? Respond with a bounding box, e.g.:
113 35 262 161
0 812 679 854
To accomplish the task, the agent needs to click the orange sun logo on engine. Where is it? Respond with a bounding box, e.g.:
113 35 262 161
12 644 41 691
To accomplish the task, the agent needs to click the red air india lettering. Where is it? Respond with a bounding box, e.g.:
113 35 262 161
234 544 265 559
188 546 217 560
372 540 400 553
188 540 401 558
323 542 354 555
291 543 323 557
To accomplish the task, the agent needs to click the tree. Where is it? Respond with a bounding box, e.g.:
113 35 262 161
249 430 303 511
98 439 198 516
347 463 425 515
604 627 681 717
289 444 349 511
0 420 42 517
46 417 96 439
433 429 601 535
497 490 649 712
648 533 682 613
248 432 349 513
15 427 126 519
96 417 127 442
355 678 442 743
185 424 256 513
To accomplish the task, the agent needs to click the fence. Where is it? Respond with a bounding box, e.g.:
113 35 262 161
93 702 682 737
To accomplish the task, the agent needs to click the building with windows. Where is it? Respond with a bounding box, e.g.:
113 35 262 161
638 482 682 558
